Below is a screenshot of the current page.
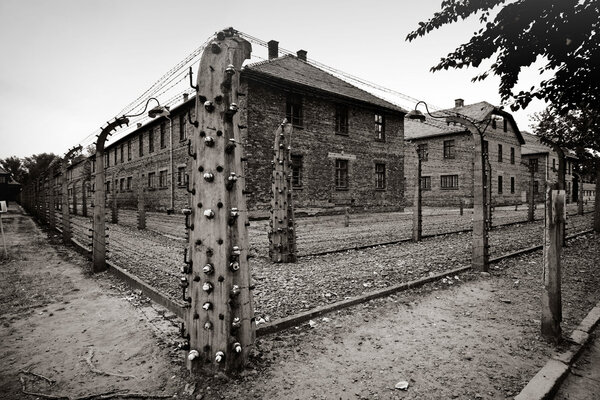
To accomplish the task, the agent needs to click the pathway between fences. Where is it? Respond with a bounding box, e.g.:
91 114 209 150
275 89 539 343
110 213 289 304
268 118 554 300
64 203 596 325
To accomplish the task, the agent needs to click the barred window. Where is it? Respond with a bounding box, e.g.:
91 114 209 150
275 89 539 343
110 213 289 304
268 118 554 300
159 170 167 187
127 140 132 160
148 129 154 153
127 176 132 191
177 166 186 186
291 155 303 187
498 144 503 163
335 105 348 135
441 174 459 189
160 123 166 149
179 114 187 141
148 172 156 188
335 159 349 189
498 176 503 194
139 133 144 156
417 143 428 161
421 176 431 190
375 113 385 141
529 158 538 172
510 147 515 164
286 93 303 128
375 163 386 190
443 140 455 159
510 177 515 194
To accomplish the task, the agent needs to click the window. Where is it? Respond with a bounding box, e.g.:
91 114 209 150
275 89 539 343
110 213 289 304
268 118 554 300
127 176 132 191
92 159 96 173
159 170 167 188
510 177 515 194
114 148 118 165
529 158 538 172
375 113 385 141
335 105 348 135
533 180 539 194
482 140 489 156
375 163 386 190
440 174 459 189
149 129 154 153
498 144 503 162
119 178 124 191
510 147 515 164
443 140 455 159
120 144 124 163
335 159 348 189
160 123 166 149
503 119 508 132
498 176 503 194
291 154 303 187
492 119 497 129
106 181 111 193
148 172 156 188
127 140 132 160
139 134 144 156
421 176 431 190
552 158 556 170
104 153 109 167
417 143 428 161
177 167 186 186
285 93 303 128
179 114 187 141
0 176 6 184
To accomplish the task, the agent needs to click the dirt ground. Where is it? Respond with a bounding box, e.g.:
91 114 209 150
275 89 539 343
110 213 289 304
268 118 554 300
0 206 189 399
1 205 599 400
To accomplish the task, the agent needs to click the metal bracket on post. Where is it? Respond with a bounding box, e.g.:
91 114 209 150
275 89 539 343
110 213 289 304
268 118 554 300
185 29 255 374
268 120 297 263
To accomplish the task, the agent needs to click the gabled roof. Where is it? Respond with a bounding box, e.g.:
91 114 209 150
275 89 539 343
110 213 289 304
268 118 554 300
440 101 525 145
243 55 407 114
405 117 467 141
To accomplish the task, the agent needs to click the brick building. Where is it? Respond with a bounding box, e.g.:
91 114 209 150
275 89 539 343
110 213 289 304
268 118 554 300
520 131 578 203
68 41 407 216
405 100 525 207
0 166 21 202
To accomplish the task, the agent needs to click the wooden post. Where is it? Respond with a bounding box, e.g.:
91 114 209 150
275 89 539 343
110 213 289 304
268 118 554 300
137 172 146 230
185 30 254 373
344 206 350 227
93 117 129 273
541 185 564 342
486 156 493 229
111 173 118 224
82 180 88 217
269 121 297 263
528 164 535 222
459 198 464 216
412 150 422 242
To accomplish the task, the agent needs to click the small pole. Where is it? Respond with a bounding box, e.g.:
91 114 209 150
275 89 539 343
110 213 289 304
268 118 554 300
137 172 146 230
541 185 564 342
412 150 422 242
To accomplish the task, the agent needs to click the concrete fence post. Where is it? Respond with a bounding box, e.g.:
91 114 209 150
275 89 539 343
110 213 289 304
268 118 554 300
412 150 422 242
528 164 535 222
111 173 118 224
541 185 564 342
184 30 255 374
269 121 297 263
82 180 88 217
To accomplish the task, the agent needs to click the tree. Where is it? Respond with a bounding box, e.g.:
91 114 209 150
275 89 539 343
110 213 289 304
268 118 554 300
21 153 60 184
0 156 25 182
406 0 600 115
533 105 600 230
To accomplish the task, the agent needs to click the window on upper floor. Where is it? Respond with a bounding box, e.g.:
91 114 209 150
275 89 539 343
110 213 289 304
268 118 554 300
498 144 503 162
286 93 303 128
375 163 386 190
177 166 186 187
335 159 349 189
417 143 428 161
375 113 385 141
335 105 348 135
421 176 431 190
127 140 132 160
530 158 539 172
104 153 109 167
139 134 144 156
114 148 118 165
441 174 459 189
179 114 187 142
510 147 515 164
159 170 167 187
160 123 166 149
149 129 154 153
482 140 489 156
120 144 124 163
552 158 556 170
119 178 124 191
492 119 497 129
498 176 503 194
443 140 455 159
291 154 303 188
148 172 156 188
127 176 132 191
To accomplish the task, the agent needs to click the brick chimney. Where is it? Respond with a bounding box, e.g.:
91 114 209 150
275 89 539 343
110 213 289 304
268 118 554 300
455 98 464 108
268 40 279 60
296 49 307 61
183 93 189 102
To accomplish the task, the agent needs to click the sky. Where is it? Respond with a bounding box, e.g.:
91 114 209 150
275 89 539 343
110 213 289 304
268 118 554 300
0 0 549 159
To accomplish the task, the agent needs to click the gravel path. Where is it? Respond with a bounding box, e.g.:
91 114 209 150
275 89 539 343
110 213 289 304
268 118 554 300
67 205 594 321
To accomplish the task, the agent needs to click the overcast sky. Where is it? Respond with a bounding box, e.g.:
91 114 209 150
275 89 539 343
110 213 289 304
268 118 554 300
0 0 548 159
